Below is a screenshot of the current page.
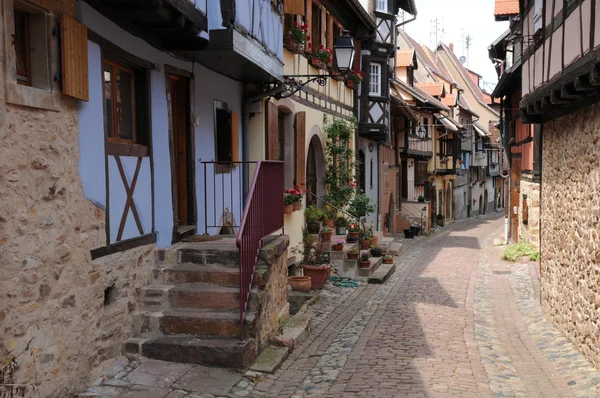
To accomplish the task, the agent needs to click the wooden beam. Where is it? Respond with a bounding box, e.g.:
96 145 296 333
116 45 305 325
590 65 600 86
560 83 584 99
574 76 596 91
549 90 571 104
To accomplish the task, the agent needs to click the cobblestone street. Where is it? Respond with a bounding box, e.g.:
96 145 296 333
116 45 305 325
81 215 600 397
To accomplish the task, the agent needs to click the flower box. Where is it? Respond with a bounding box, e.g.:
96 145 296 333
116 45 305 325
310 57 327 70
284 35 304 54
284 204 294 214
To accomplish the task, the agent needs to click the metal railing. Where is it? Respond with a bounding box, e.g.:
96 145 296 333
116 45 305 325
236 161 284 341
200 161 257 235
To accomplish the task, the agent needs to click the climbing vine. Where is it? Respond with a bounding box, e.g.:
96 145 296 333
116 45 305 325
323 116 358 209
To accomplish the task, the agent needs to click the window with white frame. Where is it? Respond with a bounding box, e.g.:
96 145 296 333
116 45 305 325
369 62 381 96
376 0 387 12
533 0 543 32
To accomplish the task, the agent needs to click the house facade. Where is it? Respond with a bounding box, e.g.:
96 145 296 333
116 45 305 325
1 0 288 394
516 0 600 368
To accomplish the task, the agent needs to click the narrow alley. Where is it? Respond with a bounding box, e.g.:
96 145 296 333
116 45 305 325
87 215 600 397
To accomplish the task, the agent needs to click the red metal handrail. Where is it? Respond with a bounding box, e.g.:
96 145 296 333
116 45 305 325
236 160 284 341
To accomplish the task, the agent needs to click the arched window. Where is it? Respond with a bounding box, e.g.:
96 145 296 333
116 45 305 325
359 150 366 193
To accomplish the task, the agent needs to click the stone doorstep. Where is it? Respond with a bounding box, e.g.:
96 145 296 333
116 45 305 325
159 263 240 287
249 346 290 374
271 313 312 350
131 335 258 369
367 262 396 284
132 309 257 338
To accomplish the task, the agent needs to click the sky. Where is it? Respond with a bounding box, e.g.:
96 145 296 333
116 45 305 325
359 0 509 90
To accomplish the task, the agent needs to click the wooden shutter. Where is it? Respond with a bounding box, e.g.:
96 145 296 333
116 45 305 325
266 101 279 160
61 14 89 101
327 14 334 49
321 6 327 48
231 111 239 163
306 0 312 45
295 112 306 185
284 0 305 15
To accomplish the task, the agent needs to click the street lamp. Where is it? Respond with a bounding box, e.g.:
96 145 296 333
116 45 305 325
277 30 356 99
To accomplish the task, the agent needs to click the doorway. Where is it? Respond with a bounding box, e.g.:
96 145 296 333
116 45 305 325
168 74 195 239
306 134 326 207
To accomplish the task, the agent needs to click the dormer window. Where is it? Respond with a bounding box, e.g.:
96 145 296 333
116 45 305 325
376 0 387 13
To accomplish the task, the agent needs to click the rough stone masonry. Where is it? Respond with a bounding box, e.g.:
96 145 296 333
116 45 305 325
541 101 600 369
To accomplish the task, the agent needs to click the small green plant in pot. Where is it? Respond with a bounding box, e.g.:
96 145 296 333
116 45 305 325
335 215 348 235
359 226 374 249
320 226 333 242
371 246 383 257
347 248 359 259
305 205 323 234
359 250 371 268
383 254 394 264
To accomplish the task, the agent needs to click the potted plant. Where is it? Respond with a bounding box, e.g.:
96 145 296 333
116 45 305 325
410 224 422 237
291 237 331 290
347 223 360 242
322 205 336 229
347 248 359 260
371 246 383 257
305 205 323 234
311 44 332 70
332 238 345 251
284 21 308 54
335 216 348 235
284 190 296 214
383 255 394 264
403 228 415 239
417 195 425 203
359 226 373 249
320 226 333 242
344 69 365 89
288 275 311 293
436 213 444 227
359 251 371 268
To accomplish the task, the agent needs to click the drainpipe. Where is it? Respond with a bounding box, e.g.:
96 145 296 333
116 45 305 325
500 96 509 244
376 142 381 231
396 15 417 29
242 86 285 205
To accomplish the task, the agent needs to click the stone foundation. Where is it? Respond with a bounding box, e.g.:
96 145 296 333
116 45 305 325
541 102 600 369
255 235 290 349
519 178 540 249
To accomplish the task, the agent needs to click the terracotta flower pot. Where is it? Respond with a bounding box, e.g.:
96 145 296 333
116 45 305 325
332 243 344 252
310 57 327 70
323 219 335 228
301 264 331 289
284 204 294 214
360 239 370 250
347 252 359 260
347 231 360 242
288 276 311 293
345 80 357 89
293 201 301 211
284 36 304 54
321 231 333 242
359 260 371 269
383 258 394 264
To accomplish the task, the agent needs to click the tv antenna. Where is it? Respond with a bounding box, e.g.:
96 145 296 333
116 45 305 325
429 17 445 49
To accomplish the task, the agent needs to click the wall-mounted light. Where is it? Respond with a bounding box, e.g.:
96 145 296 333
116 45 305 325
276 30 356 99
368 142 374 152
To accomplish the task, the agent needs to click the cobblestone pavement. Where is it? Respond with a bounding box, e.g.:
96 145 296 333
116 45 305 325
80 215 600 397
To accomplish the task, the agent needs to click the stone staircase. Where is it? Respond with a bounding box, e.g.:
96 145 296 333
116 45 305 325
124 237 287 369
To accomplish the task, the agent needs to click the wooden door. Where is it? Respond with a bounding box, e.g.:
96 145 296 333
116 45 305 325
169 75 190 226
401 159 408 200
510 158 521 242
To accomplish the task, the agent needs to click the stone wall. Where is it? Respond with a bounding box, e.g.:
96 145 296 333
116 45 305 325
541 102 600 368
0 1 156 396
255 235 290 348
519 178 540 248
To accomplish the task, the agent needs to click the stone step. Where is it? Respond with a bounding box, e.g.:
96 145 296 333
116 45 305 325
357 256 383 278
140 284 258 311
177 243 239 268
368 262 396 284
133 309 256 338
377 237 395 250
126 335 258 369
160 263 240 287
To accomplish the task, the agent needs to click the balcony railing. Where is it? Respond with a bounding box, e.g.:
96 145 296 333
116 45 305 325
236 161 284 341
402 179 430 202
399 136 433 156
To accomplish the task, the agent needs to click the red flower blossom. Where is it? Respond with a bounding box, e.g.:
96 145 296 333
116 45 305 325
306 35 311 40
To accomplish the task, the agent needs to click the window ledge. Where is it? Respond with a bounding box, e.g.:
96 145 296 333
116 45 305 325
6 82 62 111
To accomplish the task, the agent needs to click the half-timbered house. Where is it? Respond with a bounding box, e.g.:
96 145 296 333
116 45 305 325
515 0 600 369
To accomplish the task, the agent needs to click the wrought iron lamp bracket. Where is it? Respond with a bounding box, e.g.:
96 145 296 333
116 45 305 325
273 72 346 99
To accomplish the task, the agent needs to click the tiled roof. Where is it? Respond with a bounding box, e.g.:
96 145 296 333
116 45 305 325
421 45 453 81
396 49 416 67
442 93 457 107
416 82 445 97
392 79 450 112
494 0 519 17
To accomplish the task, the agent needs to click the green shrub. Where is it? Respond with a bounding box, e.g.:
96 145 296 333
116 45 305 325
502 241 540 261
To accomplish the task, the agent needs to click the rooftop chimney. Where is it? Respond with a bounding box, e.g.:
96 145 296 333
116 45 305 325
449 43 454 52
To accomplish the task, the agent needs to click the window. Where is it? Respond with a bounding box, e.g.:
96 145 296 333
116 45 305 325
103 61 137 142
533 0 543 32
376 0 387 12
311 3 321 50
14 9 31 85
369 63 381 96
215 101 232 163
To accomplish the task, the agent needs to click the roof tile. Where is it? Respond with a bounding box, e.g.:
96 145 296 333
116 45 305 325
416 82 445 97
396 49 416 67
494 0 519 17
